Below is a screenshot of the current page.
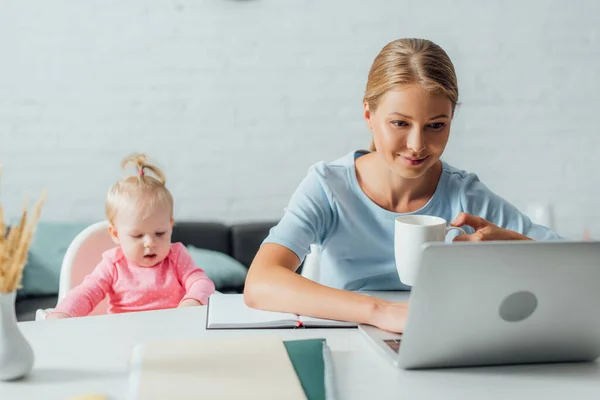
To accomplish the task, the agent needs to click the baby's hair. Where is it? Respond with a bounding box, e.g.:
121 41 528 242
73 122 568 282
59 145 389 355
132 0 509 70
105 153 174 223
123 153 167 185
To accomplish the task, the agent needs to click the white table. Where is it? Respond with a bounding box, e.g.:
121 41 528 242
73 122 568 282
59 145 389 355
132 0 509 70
1 292 599 400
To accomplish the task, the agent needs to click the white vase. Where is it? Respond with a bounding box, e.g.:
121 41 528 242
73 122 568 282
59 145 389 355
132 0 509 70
0 291 34 381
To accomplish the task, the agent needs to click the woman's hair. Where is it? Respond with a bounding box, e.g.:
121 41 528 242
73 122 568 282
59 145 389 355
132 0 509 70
364 38 459 151
105 153 173 223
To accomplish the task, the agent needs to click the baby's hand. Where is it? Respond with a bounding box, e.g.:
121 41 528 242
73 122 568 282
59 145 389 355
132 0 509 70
46 312 71 320
178 299 202 308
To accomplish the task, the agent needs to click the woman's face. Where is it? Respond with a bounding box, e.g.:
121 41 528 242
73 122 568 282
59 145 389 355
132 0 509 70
364 84 453 180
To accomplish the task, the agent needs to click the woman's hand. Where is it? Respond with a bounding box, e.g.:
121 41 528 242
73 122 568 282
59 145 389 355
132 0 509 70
45 312 70 320
369 300 409 333
451 212 531 241
178 298 203 308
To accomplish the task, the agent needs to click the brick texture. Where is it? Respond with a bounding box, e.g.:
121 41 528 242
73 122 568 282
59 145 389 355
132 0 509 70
1 0 598 239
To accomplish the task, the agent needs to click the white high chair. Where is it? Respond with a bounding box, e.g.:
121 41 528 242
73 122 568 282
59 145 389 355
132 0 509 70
301 244 321 282
35 221 115 320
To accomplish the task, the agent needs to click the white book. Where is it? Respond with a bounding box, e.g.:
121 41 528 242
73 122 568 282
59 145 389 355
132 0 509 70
127 335 306 400
206 294 357 329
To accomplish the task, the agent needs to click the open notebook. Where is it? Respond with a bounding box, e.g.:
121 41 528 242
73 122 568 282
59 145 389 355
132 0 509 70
206 294 357 329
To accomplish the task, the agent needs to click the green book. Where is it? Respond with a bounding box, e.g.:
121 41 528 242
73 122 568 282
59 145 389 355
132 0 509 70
284 339 336 400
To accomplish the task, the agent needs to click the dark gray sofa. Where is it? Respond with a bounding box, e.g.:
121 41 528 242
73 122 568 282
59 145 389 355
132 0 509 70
15 221 278 322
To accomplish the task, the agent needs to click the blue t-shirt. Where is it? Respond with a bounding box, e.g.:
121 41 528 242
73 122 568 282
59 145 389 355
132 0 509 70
264 151 561 291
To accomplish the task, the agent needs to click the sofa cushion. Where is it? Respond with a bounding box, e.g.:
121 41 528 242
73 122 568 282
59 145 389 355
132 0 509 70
186 245 248 291
18 221 91 298
230 222 276 268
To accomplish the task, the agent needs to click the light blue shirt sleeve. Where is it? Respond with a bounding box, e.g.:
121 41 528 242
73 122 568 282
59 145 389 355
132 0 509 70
263 164 335 261
458 173 562 240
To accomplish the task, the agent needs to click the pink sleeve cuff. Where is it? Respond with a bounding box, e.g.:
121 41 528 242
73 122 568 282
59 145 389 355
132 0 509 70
46 311 73 318
181 292 212 305
182 278 215 305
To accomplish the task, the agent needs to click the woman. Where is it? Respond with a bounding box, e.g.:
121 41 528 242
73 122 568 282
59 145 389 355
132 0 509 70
244 38 560 333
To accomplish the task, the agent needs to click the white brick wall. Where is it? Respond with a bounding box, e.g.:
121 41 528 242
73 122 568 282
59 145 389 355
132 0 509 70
1 0 599 239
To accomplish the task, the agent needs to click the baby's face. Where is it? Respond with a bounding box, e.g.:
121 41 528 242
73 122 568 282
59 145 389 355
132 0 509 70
110 203 173 267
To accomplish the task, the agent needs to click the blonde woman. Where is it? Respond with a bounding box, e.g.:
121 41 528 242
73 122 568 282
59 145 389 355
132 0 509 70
47 154 215 319
244 38 560 333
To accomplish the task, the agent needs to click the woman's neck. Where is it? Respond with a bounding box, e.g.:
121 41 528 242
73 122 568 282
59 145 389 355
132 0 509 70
355 152 442 214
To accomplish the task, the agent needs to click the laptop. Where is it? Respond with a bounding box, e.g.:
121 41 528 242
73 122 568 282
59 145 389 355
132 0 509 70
359 240 600 369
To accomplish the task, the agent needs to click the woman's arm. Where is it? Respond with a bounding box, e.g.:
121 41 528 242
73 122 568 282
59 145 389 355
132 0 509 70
244 243 408 333
456 173 562 240
245 163 408 333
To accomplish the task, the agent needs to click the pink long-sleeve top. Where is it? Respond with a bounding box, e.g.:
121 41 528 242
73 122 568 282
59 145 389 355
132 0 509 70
52 242 215 317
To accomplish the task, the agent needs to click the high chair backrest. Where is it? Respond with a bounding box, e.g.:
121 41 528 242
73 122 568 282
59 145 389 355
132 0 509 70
58 220 115 315
301 244 321 282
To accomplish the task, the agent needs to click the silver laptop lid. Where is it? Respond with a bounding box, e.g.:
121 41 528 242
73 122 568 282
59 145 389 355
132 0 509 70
398 241 600 369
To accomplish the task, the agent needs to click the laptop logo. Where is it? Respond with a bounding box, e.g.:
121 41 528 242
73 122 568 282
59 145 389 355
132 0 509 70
499 291 538 322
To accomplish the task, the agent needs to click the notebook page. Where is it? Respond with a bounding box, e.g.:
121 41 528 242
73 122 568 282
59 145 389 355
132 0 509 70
298 315 358 328
322 341 337 400
207 293 299 329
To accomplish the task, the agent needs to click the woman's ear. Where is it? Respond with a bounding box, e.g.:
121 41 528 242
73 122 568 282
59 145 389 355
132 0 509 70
108 224 120 245
363 102 373 131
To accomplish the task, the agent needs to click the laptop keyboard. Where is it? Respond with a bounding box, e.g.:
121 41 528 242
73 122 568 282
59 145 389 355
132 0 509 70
384 339 401 354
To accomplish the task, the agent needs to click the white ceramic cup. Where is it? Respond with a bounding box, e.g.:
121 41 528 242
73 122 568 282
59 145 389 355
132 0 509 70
394 215 466 286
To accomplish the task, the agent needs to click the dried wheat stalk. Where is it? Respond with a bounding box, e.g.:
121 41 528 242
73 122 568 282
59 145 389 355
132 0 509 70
0 165 47 293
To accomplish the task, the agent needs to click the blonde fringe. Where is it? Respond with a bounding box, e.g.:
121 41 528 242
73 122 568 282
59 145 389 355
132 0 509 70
0 165 47 293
